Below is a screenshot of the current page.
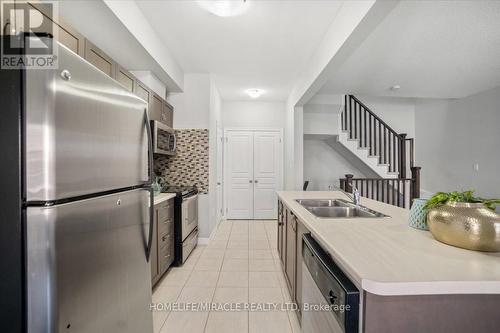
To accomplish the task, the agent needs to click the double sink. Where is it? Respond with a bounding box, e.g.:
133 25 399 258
296 199 389 219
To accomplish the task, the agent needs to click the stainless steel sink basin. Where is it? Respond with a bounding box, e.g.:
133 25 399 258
296 199 389 219
295 199 351 208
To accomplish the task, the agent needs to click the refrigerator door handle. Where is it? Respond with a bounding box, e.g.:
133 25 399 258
144 108 155 261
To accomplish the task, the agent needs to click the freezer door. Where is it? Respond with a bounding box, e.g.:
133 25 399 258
26 43 149 202
26 189 153 333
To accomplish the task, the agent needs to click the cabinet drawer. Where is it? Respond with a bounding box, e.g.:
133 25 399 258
157 200 173 222
158 242 174 274
158 220 174 247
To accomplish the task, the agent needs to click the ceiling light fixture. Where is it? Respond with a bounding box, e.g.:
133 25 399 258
245 89 264 99
390 85 401 91
197 0 250 17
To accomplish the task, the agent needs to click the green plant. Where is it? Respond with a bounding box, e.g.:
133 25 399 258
424 190 500 211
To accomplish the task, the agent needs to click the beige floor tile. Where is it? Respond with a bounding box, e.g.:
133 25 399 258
177 286 215 303
189 245 205 259
249 287 284 304
221 258 249 271
206 239 228 249
185 270 220 287
152 285 183 304
288 311 301 333
159 268 192 287
224 248 249 259
153 310 169 333
227 240 249 249
249 249 272 259
249 310 292 333
200 248 225 259
180 253 198 269
249 272 280 288
212 232 230 240
249 259 277 272
161 311 209 333
212 287 248 303
205 311 248 333
194 257 223 271
249 239 270 250
217 271 249 287
229 233 249 241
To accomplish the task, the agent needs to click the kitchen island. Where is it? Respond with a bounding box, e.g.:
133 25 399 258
277 191 500 333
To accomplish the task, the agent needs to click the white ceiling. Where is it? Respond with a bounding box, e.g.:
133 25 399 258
318 1 500 99
136 0 344 101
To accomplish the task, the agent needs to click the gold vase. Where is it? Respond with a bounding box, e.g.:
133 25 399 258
427 202 500 252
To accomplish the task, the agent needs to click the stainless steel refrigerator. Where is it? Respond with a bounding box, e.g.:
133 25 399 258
1 41 154 333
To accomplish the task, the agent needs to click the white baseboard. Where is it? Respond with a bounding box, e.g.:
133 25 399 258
197 237 210 245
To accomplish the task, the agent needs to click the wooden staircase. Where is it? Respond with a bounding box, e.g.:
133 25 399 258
338 95 421 208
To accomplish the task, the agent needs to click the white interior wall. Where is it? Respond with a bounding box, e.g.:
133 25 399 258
356 95 416 138
415 86 500 198
168 73 221 240
303 138 368 190
221 101 286 128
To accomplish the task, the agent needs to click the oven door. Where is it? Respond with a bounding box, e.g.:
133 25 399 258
151 121 176 155
181 194 198 241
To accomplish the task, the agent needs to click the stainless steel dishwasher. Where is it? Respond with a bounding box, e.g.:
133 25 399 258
302 234 360 333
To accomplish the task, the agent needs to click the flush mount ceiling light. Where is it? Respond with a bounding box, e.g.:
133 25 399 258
245 89 264 99
390 85 401 91
197 0 250 17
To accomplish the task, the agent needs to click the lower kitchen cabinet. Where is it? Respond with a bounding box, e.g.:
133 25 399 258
151 198 175 287
277 199 309 324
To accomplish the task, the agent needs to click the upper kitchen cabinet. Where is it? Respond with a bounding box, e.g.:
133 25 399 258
135 80 151 105
27 2 85 56
163 101 174 128
84 40 116 78
115 65 135 93
149 93 173 127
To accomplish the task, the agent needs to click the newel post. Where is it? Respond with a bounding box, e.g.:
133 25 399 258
410 167 421 200
399 133 407 178
345 174 354 193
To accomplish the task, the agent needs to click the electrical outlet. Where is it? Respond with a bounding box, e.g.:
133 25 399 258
473 163 479 172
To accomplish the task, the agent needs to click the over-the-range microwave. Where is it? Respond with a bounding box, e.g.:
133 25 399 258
151 120 176 156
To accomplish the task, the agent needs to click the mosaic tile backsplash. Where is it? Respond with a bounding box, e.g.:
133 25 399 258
154 128 209 194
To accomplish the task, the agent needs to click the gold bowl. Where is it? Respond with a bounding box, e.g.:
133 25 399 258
427 202 500 252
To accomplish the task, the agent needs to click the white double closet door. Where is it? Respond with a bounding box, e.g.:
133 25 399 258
225 130 282 220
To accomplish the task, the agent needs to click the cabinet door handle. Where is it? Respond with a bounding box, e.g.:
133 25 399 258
254 180 259 183
249 180 253 183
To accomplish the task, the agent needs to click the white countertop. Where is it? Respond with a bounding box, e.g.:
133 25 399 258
277 191 500 296
153 193 176 205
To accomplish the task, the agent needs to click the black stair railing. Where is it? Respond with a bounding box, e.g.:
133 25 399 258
340 95 416 178
339 167 421 209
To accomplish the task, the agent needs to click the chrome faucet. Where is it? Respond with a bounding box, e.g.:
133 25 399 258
331 185 361 206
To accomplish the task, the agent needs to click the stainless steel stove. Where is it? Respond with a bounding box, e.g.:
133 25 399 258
161 185 198 265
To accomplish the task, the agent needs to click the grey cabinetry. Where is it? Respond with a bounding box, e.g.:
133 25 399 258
115 65 135 93
277 200 285 265
157 200 174 276
149 93 174 127
26 2 85 56
285 210 297 298
294 219 308 321
84 40 116 78
163 101 174 128
151 198 174 287
150 208 159 283
149 93 164 123
135 80 151 105
277 200 310 324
